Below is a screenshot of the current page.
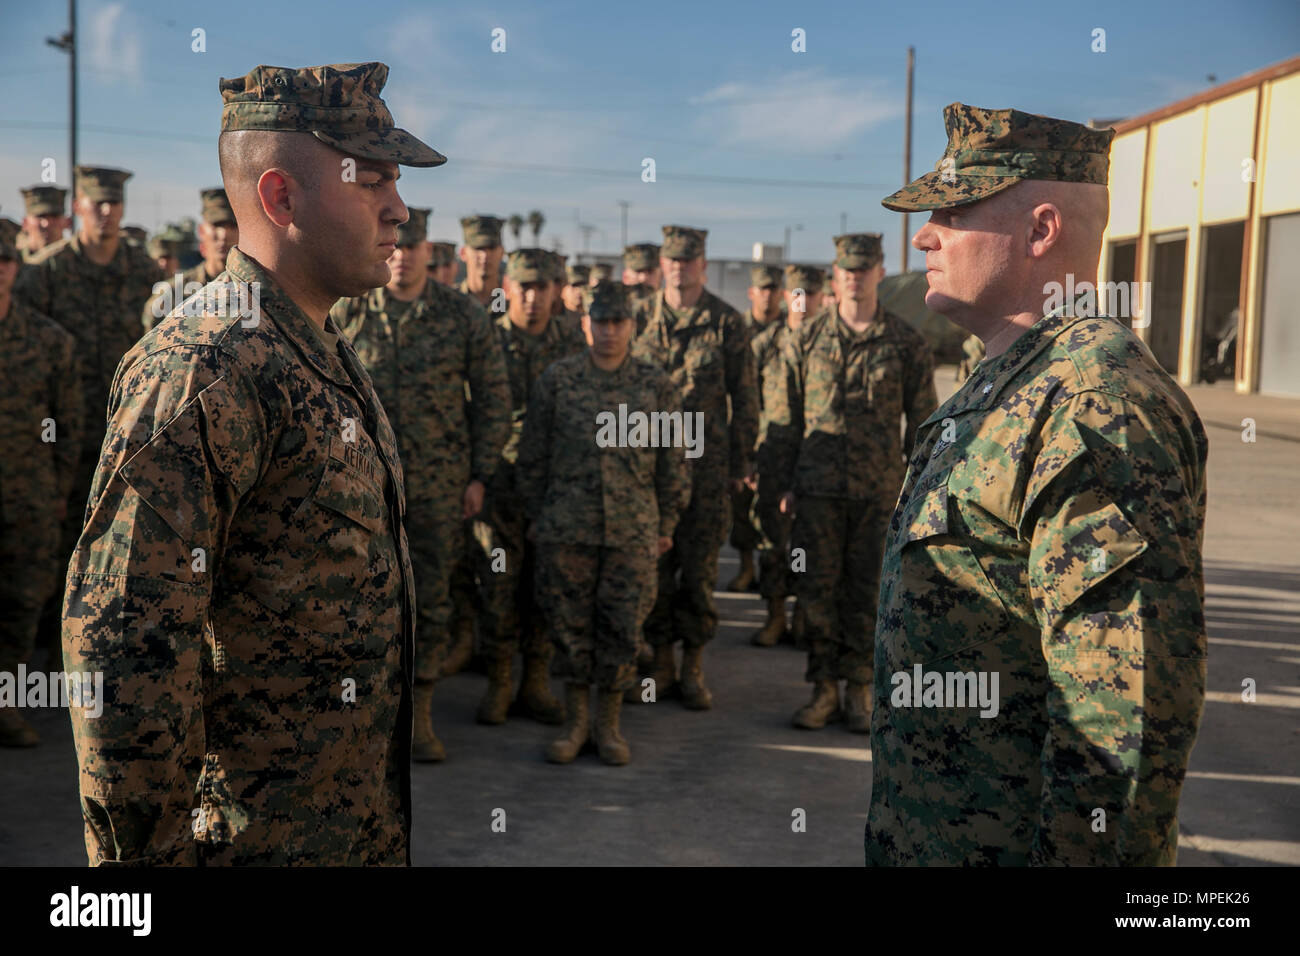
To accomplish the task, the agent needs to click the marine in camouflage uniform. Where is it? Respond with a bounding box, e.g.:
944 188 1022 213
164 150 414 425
143 188 239 332
16 166 165 665
428 240 459 286
727 263 785 594
473 248 586 726
330 207 511 762
0 222 82 747
61 60 442 866
621 242 661 335
768 234 937 732
561 262 589 317
520 282 690 765
957 332 986 382
457 215 506 312
749 263 825 648
19 185 70 265
450 215 507 666
630 225 759 709
867 103 1208 865
146 228 186 277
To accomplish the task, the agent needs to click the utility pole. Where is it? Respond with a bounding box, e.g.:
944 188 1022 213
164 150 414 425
616 200 629 250
902 45 914 272
840 211 847 234
46 0 76 228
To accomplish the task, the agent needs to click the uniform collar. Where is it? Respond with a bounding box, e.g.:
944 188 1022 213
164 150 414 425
226 247 352 387
68 233 130 277
833 300 887 343
365 279 430 315
921 298 1096 429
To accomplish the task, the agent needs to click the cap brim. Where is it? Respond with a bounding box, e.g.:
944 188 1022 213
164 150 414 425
314 127 447 168
881 169 1023 212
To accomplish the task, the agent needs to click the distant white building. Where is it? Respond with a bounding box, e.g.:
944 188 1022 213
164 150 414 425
1099 54 1300 397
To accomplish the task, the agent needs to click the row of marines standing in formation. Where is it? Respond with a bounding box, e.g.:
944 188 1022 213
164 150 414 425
2 171 933 766
0 61 1209 868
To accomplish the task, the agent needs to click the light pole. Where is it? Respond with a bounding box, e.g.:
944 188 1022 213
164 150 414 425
783 223 803 260
616 200 629 250
46 0 76 228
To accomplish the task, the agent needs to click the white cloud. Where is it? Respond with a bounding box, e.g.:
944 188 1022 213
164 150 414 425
687 69 898 153
88 2 142 85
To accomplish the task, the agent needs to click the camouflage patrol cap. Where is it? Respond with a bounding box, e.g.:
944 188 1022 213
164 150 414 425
0 217 20 258
507 247 548 283
219 62 446 167
750 264 782 288
199 187 236 225
21 185 68 217
75 166 132 203
662 224 706 259
120 225 148 245
882 103 1116 212
429 241 457 266
623 243 661 270
591 263 613 283
583 280 632 321
545 251 568 284
146 230 186 259
461 215 504 249
833 233 883 269
566 263 591 285
397 206 430 246
784 264 824 293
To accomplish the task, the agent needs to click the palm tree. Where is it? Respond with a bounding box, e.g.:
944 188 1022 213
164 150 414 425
508 214 524 249
527 210 545 245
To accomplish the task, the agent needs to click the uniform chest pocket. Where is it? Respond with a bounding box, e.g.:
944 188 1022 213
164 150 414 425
887 479 1011 665
311 437 386 534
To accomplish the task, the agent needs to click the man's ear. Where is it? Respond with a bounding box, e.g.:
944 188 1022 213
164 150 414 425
1027 202 1064 259
256 169 295 228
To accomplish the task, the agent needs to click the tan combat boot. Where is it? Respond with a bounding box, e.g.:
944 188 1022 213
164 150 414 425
595 689 631 765
513 652 565 725
440 614 474 677
546 685 591 764
844 681 873 734
792 679 841 729
476 649 514 725
750 596 787 647
727 550 756 592
0 708 40 748
679 645 713 710
411 682 445 762
637 643 676 702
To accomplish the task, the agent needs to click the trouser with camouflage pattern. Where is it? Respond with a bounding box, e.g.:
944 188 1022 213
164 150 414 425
473 468 550 662
791 494 888 684
406 500 463 683
643 482 728 649
728 483 760 552
535 542 656 691
752 480 792 601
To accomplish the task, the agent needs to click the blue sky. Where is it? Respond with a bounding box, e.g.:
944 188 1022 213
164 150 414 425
2 0 1297 263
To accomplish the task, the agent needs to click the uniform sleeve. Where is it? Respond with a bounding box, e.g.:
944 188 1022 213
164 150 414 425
63 351 267 866
466 303 512 486
1021 392 1208 866
516 366 555 525
723 309 759 481
762 333 804 495
14 256 53 316
51 329 85 505
901 331 938 461
654 376 692 538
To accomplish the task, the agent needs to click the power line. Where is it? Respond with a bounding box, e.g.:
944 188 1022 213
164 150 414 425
0 119 891 190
